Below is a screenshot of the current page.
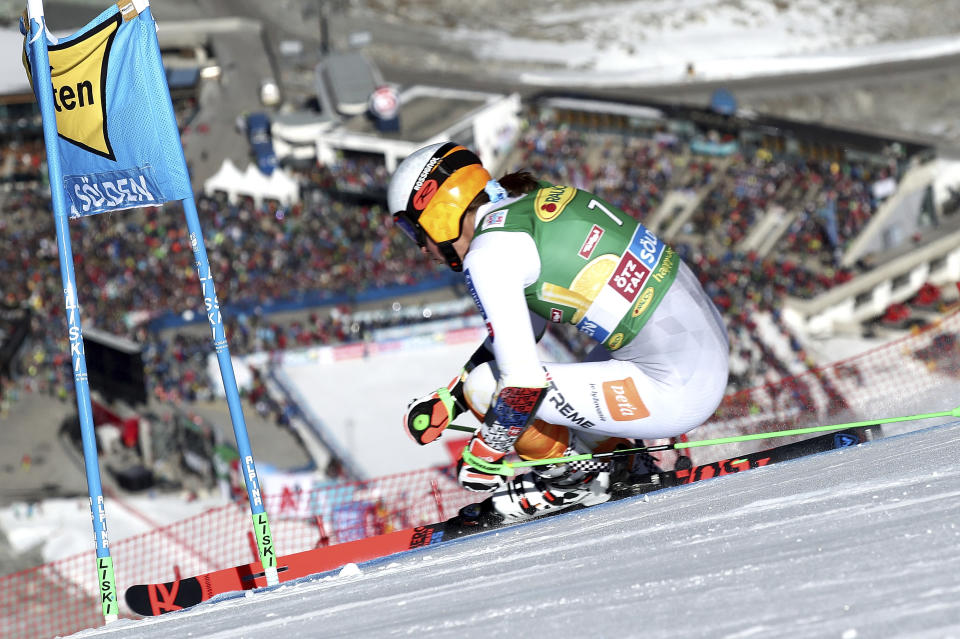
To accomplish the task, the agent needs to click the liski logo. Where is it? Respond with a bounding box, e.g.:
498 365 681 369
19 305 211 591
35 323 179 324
834 433 859 448
45 13 120 160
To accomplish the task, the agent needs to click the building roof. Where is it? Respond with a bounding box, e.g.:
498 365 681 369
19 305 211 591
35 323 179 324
318 51 381 116
342 92 485 141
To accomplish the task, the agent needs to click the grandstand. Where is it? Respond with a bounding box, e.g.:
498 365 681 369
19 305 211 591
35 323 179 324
499 93 952 342
4 77 956 463
2 70 954 413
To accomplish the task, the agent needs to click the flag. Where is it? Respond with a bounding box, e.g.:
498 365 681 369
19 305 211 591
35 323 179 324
21 0 191 218
19 0 283 613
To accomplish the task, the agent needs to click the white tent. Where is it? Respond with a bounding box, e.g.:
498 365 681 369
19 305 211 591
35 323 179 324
267 167 300 205
202 159 245 203
203 159 299 206
241 164 273 205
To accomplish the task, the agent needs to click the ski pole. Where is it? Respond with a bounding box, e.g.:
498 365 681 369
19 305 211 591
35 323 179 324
462 404 960 476
449 424 477 434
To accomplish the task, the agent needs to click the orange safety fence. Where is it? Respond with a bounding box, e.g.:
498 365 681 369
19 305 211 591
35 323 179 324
3 310 960 639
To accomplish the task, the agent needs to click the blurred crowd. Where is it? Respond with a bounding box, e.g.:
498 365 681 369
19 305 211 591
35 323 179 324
0 136 444 410
503 111 916 396
0 104 923 415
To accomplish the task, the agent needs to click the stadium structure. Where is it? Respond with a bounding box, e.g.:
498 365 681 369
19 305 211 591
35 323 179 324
272 81 522 179
3 11 960 639
521 93 956 338
276 65 957 338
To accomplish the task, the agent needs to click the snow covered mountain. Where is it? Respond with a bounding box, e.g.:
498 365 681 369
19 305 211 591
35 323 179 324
73 419 960 638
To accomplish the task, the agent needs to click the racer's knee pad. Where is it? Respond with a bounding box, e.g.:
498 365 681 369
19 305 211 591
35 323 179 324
516 422 633 483
466 362 631 461
514 420 570 461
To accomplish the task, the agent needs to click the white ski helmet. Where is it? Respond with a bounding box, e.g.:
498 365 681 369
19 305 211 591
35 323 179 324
388 142 491 271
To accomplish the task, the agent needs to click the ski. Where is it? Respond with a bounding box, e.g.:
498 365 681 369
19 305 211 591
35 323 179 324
125 425 880 616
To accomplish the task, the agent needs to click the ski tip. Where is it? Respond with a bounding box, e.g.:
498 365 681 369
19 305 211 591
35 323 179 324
124 577 204 617
124 585 153 616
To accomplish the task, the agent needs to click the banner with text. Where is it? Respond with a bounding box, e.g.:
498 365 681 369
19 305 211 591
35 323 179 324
22 1 191 217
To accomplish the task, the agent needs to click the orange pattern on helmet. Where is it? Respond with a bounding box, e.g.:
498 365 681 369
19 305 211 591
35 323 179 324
409 145 491 245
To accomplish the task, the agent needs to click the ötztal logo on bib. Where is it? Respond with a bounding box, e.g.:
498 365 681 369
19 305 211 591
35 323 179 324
609 252 650 302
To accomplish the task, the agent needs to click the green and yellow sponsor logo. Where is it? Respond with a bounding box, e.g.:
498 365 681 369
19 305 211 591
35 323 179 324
631 287 656 318
651 246 676 284
534 185 576 221
540 253 618 324
607 333 625 350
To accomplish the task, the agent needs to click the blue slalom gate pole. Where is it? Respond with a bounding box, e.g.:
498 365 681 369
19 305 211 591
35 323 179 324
131 6 279 586
24 5 119 622
180 196 278 586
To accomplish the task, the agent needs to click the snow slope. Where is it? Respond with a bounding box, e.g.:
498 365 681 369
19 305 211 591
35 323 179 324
273 323 572 478
0 493 225 565
73 420 960 638
351 0 960 86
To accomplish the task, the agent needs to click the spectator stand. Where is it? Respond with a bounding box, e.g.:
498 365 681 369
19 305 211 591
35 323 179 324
2 93 952 502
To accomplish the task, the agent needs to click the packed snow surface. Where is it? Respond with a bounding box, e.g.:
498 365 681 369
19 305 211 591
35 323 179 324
351 0 960 86
74 420 960 638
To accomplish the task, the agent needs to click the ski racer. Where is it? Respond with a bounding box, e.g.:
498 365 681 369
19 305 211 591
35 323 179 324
388 141 729 521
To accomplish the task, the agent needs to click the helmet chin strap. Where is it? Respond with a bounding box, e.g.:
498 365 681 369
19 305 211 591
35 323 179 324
438 240 463 272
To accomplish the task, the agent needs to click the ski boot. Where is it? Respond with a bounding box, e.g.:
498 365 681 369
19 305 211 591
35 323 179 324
489 468 612 522
609 442 666 498
486 421 630 522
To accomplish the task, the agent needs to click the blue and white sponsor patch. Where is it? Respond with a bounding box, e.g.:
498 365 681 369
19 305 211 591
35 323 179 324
464 269 487 320
65 167 161 218
466 269 494 340
480 209 508 230
575 316 610 344
575 223 665 345
629 226 664 270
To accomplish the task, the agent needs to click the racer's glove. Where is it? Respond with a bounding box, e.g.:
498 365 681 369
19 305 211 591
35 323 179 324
457 434 507 492
404 371 467 445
